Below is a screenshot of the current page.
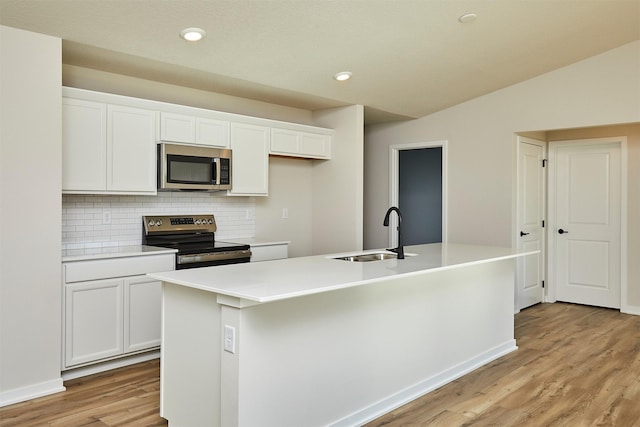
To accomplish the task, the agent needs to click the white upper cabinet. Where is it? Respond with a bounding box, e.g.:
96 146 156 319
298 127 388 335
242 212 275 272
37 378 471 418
63 96 156 195
300 132 331 158
107 105 156 193
62 87 333 197
270 128 298 154
229 123 269 196
195 117 230 147
159 112 229 148
160 112 194 143
270 128 331 159
62 98 107 191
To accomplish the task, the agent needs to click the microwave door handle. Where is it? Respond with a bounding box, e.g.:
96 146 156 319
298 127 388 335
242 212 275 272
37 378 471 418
212 158 218 185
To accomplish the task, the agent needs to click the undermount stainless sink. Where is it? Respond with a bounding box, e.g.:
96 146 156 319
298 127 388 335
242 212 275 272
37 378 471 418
332 252 398 262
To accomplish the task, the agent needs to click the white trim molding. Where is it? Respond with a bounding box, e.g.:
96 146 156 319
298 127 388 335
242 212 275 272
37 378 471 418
0 378 65 408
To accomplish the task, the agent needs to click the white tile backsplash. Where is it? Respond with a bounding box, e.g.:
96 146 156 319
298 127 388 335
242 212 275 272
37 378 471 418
62 192 255 250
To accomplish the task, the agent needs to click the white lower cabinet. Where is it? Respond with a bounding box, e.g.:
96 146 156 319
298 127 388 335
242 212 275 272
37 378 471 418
124 276 162 353
250 243 289 262
65 279 124 367
63 253 174 369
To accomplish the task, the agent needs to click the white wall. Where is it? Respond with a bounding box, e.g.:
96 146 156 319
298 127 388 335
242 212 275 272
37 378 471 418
365 41 640 306
63 65 316 125
255 157 313 257
255 105 365 258
312 105 365 255
0 26 64 406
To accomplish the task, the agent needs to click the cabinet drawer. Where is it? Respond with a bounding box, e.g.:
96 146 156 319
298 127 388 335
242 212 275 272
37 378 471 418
64 254 175 283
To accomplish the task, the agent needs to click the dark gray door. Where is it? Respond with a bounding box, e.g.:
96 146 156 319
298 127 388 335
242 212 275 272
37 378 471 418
399 147 442 245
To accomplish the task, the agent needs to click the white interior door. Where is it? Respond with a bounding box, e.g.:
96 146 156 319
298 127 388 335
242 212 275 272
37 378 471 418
551 139 622 309
516 137 545 310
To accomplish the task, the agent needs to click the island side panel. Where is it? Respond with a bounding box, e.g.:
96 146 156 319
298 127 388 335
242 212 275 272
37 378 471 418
226 259 516 427
161 283 222 426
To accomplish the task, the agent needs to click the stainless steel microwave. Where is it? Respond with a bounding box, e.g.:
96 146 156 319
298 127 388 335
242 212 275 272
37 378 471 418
158 143 232 191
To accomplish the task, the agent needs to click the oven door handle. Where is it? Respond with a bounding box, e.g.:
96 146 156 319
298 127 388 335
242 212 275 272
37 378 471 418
177 250 252 265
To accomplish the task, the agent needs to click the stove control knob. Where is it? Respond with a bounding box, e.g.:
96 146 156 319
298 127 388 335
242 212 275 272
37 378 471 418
157 220 163 226
148 220 155 227
195 219 201 225
208 219 213 224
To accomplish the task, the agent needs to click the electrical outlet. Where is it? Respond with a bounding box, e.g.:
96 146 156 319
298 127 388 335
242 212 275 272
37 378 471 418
224 325 236 354
103 211 111 225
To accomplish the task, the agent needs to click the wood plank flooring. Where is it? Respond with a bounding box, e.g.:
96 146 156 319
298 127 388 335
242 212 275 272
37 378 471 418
1 302 639 426
0 360 167 427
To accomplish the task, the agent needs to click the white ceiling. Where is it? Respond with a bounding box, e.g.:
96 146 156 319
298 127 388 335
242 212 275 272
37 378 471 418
1 0 639 124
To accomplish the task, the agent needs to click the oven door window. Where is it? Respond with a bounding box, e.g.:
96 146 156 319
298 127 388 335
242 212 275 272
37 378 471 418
167 154 216 185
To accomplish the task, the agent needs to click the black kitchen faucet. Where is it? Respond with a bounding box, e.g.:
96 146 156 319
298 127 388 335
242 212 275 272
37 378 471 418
383 206 404 259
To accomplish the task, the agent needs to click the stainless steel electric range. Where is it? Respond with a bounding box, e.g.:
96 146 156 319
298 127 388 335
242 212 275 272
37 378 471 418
142 214 251 269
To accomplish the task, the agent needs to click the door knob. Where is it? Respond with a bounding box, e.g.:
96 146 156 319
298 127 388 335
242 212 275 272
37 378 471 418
520 231 530 236
558 228 569 234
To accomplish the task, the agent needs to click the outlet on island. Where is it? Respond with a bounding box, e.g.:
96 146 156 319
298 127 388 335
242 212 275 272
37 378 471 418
224 325 236 354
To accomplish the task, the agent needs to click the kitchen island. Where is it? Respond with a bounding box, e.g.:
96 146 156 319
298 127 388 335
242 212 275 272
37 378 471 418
148 243 537 427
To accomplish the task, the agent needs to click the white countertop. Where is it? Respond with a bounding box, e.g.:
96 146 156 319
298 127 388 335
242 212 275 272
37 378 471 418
222 238 290 247
148 243 538 303
62 245 177 262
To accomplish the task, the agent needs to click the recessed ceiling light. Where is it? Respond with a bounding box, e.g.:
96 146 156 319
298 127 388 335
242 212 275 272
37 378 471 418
458 13 477 23
179 27 206 42
334 71 352 81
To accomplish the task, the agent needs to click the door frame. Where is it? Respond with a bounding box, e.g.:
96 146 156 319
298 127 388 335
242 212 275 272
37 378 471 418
389 140 448 247
547 137 628 309
515 136 546 312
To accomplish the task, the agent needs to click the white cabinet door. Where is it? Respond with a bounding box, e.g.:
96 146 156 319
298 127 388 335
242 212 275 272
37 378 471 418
270 128 331 159
124 276 162 353
62 98 107 191
65 279 124 367
160 113 229 148
300 132 331 159
160 112 195 143
107 105 156 193
270 128 299 155
229 122 269 196
195 117 230 147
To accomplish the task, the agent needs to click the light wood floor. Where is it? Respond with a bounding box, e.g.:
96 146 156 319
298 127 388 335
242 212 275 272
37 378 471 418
1 302 640 426
0 360 167 427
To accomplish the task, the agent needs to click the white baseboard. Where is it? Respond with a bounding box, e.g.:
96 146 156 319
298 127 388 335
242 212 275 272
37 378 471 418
621 304 640 316
329 339 518 427
0 378 65 408
62 350 160 381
